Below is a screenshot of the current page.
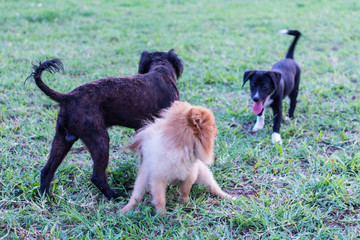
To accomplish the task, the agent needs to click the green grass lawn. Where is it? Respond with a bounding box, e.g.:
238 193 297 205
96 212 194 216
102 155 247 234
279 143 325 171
1 0 360 238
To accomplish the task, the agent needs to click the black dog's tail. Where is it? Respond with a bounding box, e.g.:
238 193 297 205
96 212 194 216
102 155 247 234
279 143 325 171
26 59 66 103
279 29 301 59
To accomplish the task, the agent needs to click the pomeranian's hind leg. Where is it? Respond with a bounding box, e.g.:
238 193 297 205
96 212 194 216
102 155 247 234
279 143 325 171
122 166 148 214
179 167 198 203
196 162 235 200
149 177 167 214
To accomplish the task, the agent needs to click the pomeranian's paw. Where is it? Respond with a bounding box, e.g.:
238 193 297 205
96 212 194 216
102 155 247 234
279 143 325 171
225 194 237 201
180 196 190 204
122 205 132 214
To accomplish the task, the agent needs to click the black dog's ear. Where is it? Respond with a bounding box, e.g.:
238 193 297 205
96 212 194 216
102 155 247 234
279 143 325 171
167 49 184 79
267 71 282 89
242 70 257 87
138 51 151 74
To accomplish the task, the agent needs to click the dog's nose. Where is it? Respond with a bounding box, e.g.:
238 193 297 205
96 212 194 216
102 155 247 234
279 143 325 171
253 96 260 102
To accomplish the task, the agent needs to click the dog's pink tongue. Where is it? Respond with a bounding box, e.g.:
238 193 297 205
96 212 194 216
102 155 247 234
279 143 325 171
252 102 263 115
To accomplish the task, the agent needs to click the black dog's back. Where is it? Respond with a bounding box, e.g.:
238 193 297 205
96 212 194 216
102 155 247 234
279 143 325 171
272 59 300 98
65 73 179 130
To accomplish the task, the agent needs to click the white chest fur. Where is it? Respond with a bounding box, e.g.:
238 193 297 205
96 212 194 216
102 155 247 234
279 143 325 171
263 94 274 109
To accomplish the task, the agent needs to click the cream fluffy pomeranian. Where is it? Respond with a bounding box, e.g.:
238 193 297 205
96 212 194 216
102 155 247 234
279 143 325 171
122 101 234 214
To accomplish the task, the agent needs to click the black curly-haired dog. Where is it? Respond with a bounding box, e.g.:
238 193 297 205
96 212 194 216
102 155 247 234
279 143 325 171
26 50 184 200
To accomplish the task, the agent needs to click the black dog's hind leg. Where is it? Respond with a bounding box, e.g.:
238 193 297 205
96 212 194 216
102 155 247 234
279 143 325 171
81 127 126 200
40 124 76 196
58 115 78 142
288 72 300 119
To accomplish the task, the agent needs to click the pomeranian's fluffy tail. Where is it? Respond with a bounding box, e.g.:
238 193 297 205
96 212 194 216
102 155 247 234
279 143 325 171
127 136 142 153
128 101 216 165
26 59 66 103
279 29 301 59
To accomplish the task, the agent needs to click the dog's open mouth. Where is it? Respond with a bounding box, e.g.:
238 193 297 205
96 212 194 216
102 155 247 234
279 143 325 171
252 101 264 115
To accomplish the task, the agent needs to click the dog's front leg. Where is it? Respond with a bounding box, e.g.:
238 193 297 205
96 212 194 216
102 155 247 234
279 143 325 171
252 109 265 132
82 129 125 200
271 99 283 144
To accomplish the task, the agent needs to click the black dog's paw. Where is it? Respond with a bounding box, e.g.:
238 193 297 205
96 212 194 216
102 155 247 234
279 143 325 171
39 190 55 201
109 192 128 202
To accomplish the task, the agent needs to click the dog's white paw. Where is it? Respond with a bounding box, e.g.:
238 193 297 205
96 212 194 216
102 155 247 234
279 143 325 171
252 116 265 132
284 116 291 121
271 132 283 145
252 124 263 132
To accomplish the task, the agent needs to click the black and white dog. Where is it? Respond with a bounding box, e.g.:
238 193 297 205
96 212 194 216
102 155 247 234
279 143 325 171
243 30 302 144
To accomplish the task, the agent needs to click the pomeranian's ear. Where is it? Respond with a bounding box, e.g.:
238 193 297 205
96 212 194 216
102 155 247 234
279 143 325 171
186 108 203 137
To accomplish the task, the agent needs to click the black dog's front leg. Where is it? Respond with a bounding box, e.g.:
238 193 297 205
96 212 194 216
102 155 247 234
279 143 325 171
81 129 127 200
271 98 283 144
